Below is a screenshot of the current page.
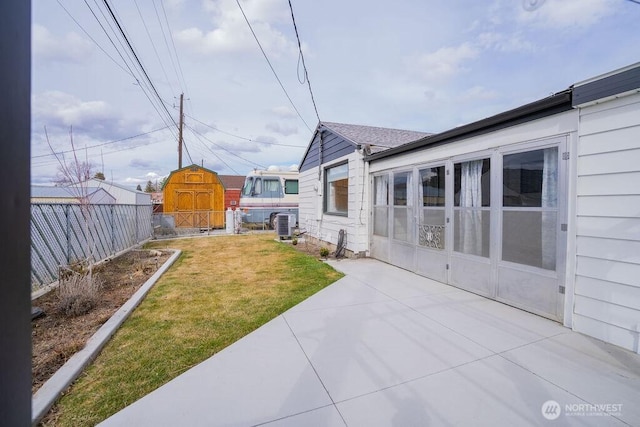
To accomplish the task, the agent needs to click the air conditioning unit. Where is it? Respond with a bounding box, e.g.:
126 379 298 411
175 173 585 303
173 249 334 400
276 213 296 238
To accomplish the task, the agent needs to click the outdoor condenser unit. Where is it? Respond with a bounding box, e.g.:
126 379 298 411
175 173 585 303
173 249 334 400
276 213 296 238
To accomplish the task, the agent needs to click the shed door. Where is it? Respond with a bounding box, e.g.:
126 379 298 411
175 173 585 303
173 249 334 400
175 191 194 227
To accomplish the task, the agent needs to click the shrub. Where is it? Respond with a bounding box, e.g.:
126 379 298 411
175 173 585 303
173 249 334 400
57 273 102 317
319 247 330 258
292 238 298 246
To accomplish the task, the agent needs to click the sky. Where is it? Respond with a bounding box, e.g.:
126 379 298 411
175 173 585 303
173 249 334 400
31 0 640 188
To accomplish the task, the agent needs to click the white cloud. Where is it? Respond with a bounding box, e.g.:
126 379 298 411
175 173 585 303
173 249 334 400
176 0 294 55
477 32 535 53
265 122 298 136
32 91 150 144
32 24 92 64
408 43 479 82
458 86 499 102
516 0 615 29
270 106 297 118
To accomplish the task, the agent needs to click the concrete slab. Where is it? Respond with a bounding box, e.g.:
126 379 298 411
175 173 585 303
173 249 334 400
99 316 332 427
337 355 626 426
260 405 346 426
284 300 492 402
287 275 392 313
404 292 568 353
502 332 640 425
327 259 455 299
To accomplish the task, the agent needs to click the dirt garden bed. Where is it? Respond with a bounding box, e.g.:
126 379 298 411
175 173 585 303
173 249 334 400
32 249 171 394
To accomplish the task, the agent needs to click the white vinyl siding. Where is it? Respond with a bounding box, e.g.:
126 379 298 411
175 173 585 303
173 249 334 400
573 92 640 353
298 152 369 255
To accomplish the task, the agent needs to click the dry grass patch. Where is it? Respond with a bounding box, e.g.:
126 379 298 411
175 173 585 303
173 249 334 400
45 233 343 427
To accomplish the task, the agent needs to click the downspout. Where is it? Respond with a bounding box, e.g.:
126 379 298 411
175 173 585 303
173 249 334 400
316 129 324 240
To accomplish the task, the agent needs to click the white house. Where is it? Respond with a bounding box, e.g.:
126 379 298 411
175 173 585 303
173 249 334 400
298 121 430 255
300 63 640 353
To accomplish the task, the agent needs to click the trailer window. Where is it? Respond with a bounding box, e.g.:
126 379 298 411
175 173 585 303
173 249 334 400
242 177 253 196
284 179 299 194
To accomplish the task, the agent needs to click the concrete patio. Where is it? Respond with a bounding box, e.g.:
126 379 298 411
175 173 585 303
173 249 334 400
101 258 640 426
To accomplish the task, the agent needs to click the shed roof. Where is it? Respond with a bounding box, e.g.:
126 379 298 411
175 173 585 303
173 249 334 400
218 175 245 190
31 185 105 198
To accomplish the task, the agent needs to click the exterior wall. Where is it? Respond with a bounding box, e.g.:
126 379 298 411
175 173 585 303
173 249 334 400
572 92 640 353
224 189 241 210
299 151 369 255
300 128 356 172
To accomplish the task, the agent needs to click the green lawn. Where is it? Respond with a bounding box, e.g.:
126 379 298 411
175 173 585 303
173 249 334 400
45 234 343 427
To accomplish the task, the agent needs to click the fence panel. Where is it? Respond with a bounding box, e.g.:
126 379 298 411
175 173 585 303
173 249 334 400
31 203 153 291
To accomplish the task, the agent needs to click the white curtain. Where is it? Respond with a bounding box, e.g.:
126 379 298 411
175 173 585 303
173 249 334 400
406 172 414 207
541 147 558 270
375 175 388 206
459 160 483 255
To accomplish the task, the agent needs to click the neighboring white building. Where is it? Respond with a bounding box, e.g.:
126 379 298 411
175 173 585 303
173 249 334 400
300 63 640 353
70 179 152 205
31 185 116 205
298 122 430 256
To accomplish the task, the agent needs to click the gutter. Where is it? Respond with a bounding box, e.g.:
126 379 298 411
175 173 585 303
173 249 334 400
366 89 573 162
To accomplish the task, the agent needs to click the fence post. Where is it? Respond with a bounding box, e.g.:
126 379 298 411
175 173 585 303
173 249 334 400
65 204 70 264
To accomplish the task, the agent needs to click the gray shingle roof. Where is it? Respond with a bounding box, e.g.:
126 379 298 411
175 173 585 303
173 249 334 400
321 121 431 152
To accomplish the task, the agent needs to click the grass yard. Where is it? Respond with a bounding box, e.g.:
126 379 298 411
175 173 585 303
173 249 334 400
44 233 343 427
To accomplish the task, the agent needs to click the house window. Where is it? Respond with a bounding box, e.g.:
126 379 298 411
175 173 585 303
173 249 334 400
502 147 558 270
284 179 299 194
325 163 348 215
453 158 491 257
393 172 413 242
373 175 389 237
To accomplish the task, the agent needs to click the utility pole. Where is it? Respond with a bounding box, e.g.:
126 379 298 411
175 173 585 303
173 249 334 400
178 92 184 169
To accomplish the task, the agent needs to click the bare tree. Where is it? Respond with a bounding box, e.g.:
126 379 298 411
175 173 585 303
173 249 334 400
45 126 101 313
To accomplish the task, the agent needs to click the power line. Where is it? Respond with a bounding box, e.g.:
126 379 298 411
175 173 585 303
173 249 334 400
101 0 178 131
83 0 179 142
185 123 265 170
235 0 313 133
185 113 307 148
55 0 134 78
33 126 171 159
159 0 190 99
287 0 321 124
133 0 176 95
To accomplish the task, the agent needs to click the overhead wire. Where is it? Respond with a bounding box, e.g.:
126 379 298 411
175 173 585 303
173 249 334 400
133 0 176 95
83 0 180 142
185 113 307 148
235 0 313 133
32 126 171 159
288 0 321 124
55 0 134 78
101 0 178 130
159 0 190 99
185 123 266 170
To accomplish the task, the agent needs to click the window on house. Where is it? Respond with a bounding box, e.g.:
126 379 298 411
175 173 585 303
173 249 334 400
325 163 348 215
373 175 389 237
453 158 491 257
502 147 558 270
284 179 299 194
393 172 413 242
